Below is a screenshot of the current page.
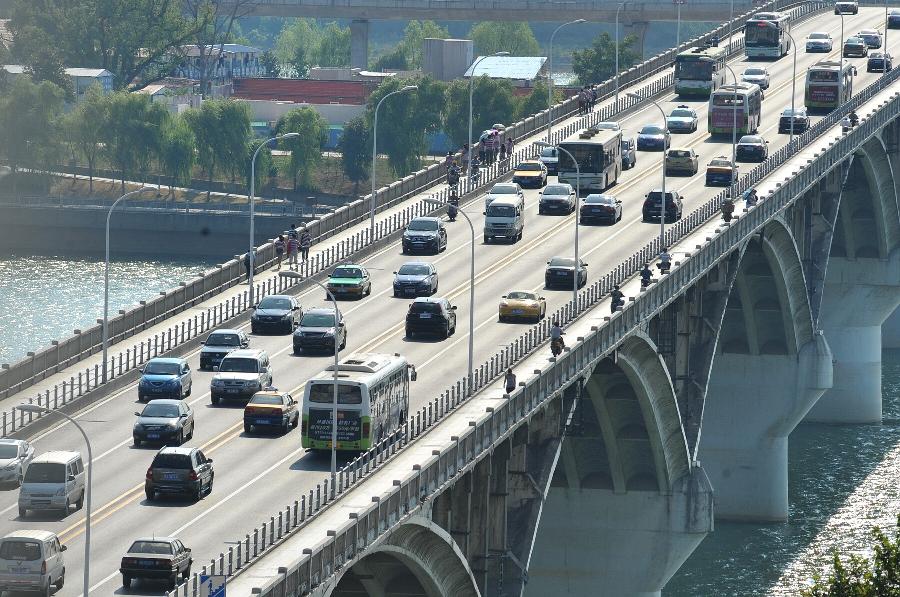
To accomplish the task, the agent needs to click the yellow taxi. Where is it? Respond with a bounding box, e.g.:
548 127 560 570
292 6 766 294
705 156 738 187
243 390 299 434
512 160 548 188
499 291 547 323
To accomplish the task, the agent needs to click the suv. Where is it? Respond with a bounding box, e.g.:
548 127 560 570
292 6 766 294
18 451 86 518
0 530 66 595
665 148 699 175
121 537 191 589
293 308 346 354
402 217 447 254
779 107 809 133
138 357 192 402
405 297 457 339
199 328 248 370
145 447 214 501
834 0 858 13
642 189 684 222
538 146 559 174
250 294 302 334
210 349 273 404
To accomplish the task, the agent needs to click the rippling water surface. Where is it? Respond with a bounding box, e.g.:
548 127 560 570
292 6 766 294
666 349 900 596
0 253 216 363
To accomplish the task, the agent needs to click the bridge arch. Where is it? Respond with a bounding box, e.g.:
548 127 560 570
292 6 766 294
328 519 479 597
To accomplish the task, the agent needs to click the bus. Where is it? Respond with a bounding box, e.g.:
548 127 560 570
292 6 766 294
557 127 623 193
674 45 728 96
301 353 416 451
744 12 792 58
708 83 763 135
804 60 855 110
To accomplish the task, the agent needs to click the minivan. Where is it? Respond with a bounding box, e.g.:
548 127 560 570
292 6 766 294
483 196 525 244
0 530 66 595
210 349 273 404
18 451 86 518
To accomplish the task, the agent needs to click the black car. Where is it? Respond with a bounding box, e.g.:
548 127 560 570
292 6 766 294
868 51 894 72
292 307 346 353
250 294 302 334
889 8 900 28
405 297 457 339
736 135 769 162
393 262 438 297
843 36 868 57
145 447 214 502
199 328 248 370
121 537 191 589
402 217 447 254
636 125 671 151
133 399 194 447
778 107 809 133
642 189 683 223
545 257 588 289
580 194 622 224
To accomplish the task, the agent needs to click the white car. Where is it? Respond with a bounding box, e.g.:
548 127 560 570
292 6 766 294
484 182 524 209
741 67 770 90
806 31 834 52
595 121 621 131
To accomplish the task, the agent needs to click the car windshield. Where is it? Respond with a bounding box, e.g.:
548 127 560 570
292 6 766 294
128 541 174 555
491 185 518 194
301 312 336 327
516 162 542 171
152 453 192 469
206 333 240 347
0 445 18 459
410 301 442 313
24 462 65 483
407 219 438 231
144 362 180 375
549 257 575 267
141 404 180 418
640 125 664 135
308 382 362 404
398 264 430 276
332 267 362 278
250 394 284 405
218 358 258 373
739 136 763 144
670 109 693 118
0 541 41 561
487 205 516 218
809 32 829 39
543 185 570 195
540 147 558 158
507 292 536 300
258 297 292 310
586 195 615 205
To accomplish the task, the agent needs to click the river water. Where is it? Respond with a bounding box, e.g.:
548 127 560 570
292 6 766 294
0 253 216 365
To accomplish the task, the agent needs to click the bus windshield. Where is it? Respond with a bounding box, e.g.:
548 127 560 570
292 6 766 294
558 146 603 173
308 382 362 404
675 59 714 80
746 23 780 46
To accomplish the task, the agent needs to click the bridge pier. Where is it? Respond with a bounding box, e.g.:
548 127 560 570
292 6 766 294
623 21 650 59
885 308 900 349
699 334 832 521
524 466 713 597
351 19 369 69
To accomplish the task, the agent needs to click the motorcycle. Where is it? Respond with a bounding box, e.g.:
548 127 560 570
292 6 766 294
640 269 652 288
657 260 671 275
447 197 459 222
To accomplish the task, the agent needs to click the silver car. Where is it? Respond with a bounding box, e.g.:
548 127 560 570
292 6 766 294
741 67 770 90
538 183 576 214
0 440 33 488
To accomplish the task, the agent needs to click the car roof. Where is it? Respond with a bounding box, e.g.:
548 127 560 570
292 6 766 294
400 261 432 267
148 357 186 365
131 536 179 544
0 439 26 447
142 399 182 407
304 307 338 316
738 135 763 142
260 294 292 300
221 349 266 359
31 451 80 464
668 146 693 152
2 530 58 542
157 446 195 456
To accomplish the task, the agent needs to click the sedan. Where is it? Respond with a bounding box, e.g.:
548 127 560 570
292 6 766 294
498 291 546 323
580 194 622 224
133 399 194 447
740 67 770 90
705 156 738 186
666 105 698 133
511 160 548 188
868 51 894 72
393 262 438 297
250 294 301 334
243 390 299 434
857 29 883 49
138 357 192 402
806 32 834 52
889 8 900 28
539 183 576 214
595 121 621 131
843 36 868 57
545 257 588 289
485 182 524 209
121 537 191 589
779 107 809 133
0 439 33 487
736 135 769 162
326 264 371 299
637 125 670 150
293 307 346 354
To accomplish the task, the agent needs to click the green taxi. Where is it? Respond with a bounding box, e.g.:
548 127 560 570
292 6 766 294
326 265 372 299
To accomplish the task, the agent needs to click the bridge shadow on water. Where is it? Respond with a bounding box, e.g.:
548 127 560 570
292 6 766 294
665 349 900 596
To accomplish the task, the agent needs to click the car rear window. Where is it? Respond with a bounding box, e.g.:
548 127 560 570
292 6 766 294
544 185 570 195
24 462 65 483
669 150 690 158
0 541 41 561
128 541 173 555
206 333 240 347
249 394 284 405
410 302 442 313
152 453 192 469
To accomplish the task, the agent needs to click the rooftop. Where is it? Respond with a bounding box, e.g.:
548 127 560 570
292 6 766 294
464 56 547 80
180 44 262 57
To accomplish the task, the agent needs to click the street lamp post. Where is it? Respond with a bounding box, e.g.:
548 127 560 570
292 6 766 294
675 0 685 47
763 22 798 141
723 64 739 199
629 93 668 248
279 271 341 492
548 20 587 140
615 1 631 106
535 142 580 305
17 404 92 597
468 52 509 182
423 197 475 394
249 133 299 307
371 85 418 237
102 186 155 384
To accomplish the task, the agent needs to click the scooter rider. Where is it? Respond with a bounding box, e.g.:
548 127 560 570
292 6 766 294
658 248 672 274
721 197 735 222
550 320 565 356
640 263 652 288
610 284 624 313
849 109 859 128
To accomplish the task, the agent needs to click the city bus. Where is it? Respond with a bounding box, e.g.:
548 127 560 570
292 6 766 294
804 59 855 110
674 45 728 96
557 127 623 193
708 83 763 135
744 12 792 58
301 353 416 451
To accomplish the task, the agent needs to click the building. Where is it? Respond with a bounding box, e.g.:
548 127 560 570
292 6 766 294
463 55 549 88
172 44 264 82
423 38 474 81
0 65 114 101
134 79 202 114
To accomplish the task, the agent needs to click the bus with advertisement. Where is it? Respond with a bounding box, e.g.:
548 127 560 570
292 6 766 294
804 59 855 110
744 12 792 58
708 83 763 135
301 353 416 451
674 45 728 96
557 127 623 193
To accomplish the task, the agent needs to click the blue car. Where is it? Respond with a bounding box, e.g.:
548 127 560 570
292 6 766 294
636 124 671 151
138 357 192 402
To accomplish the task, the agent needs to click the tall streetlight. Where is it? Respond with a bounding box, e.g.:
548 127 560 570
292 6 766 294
249 133 299 306
628 93 667 248
675 0 685 47
102 186 155 384
548 19 587 139
534 141 581 305
615 1 632 106
886 0 890 64
371 85 418 237
17 404 91 597
723 63 739 199
279 271 341 492
468 52 509 181
422 197 475 394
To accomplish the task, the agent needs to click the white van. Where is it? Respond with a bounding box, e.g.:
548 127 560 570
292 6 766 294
0 530 66 595
18 451 86 518
484 196 525 244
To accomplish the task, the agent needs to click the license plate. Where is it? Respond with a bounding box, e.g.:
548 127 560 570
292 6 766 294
592 208 603 213
147 433 159 439
405 289 416 294
227 388 240 394
139 560 156 567
419 313 432 319
556 272 566 276
255 419 271 424
512 309 523 315
163 472 178 481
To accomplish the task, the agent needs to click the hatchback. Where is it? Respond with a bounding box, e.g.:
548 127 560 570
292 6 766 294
736 135 769 161
145 447 214 502
665 148 699 175
199 328 248 370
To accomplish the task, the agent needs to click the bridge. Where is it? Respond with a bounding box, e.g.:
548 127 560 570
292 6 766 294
0 2 897 596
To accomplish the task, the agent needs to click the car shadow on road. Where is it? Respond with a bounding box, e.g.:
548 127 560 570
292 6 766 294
113 578 179 595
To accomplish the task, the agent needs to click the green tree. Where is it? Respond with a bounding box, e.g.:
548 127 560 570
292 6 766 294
101 91 160 191
371 46 408 71
159 115 196 196
135 101 170 184
184 99 223 198
274 18 320 77
276 106 327 190
316 22 350 68
243 138 272 193
63 85 108 193
217 100 252 187
572 32 640 86
260 50 280 77
339 115 371 193
517 81 562 120
399 20 449 69
469 22 540 57
444 76 516 147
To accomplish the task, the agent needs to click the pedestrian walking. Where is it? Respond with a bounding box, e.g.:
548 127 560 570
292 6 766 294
504 368 517 394
243 251 254 282
288 223 299 242
274 235 285 271
286 234 299 271
506 137 513 158
300 227 312 261
590 85 598 109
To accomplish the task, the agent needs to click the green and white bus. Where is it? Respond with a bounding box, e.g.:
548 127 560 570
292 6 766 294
301 353 416 451
674 45 728 97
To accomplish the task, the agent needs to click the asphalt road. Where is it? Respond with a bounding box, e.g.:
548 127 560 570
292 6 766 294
0 9 892 595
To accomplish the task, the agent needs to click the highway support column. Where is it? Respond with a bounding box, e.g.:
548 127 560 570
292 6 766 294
351 19 369 70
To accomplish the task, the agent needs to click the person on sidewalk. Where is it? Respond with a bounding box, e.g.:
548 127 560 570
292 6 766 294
505 368 517 394
273 235 285 271
286 234 299 271
299 227 312 261
243 251 254 282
